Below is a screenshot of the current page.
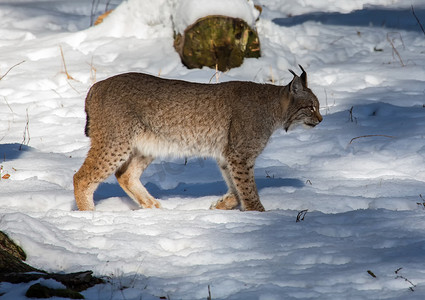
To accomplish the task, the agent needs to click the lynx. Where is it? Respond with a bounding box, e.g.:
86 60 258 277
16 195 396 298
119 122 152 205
73 65 322 212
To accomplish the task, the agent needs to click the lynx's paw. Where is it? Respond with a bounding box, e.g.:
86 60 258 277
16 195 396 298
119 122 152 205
210 194 239 210
141 197 162 209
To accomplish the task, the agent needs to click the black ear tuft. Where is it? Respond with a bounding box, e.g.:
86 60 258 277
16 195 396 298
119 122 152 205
288 69 297 77
298 64 307 87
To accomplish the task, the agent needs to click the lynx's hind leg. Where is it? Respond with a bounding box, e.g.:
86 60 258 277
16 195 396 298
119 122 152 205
115 153 161 209
74 142 131 211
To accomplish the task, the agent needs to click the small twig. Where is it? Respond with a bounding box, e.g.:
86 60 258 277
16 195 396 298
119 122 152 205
330 36 344 45
0 97 14 143
395 267 416 292
215 64 220 83
348 106 355 123
367 270 377 278
387 32 405 66
417 194 425 209
269 66 275 84
88 56 97 84
265 170 274 179
209 64 221 83
324 88 329 115
19 108 30 150
349 135 395 145
0 60 25 81
66 80 80 95
207 285 212 300
296 209 308 222
411 5 425 36
59 45 74 80
3 96 13 113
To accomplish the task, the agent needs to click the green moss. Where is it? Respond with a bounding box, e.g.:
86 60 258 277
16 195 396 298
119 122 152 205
174 15 261 71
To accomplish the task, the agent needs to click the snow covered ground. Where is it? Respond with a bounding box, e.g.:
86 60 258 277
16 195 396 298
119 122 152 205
1 0 425 299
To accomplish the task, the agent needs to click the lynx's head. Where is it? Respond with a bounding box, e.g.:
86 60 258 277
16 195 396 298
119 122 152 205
283 65 322 131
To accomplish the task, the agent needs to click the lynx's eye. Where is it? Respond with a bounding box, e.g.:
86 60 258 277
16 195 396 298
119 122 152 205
311 106 316 112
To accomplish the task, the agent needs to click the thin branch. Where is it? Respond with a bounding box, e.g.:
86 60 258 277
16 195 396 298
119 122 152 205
0 97 13 143
387 32 405 67
208 64 221 83
395 267 416 292
207 285 212 300
367 270 377 278
3 96 13 113
88 56 97 84
59 45 74 80
349 135 395 144
0 61 25 80
90 0 101 26
412 5 425 36
19 108 30 150
66 80 80 95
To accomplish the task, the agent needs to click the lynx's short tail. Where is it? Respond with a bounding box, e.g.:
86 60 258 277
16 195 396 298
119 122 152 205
84 111 90 137
84 86 95 137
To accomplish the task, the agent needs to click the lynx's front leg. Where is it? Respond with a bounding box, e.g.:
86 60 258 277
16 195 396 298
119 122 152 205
211 159 240 210
226 155 265 212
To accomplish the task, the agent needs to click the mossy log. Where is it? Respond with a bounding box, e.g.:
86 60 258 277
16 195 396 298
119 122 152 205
0 231 39 273
26 283 84 299
0 231 103 293
174 15 261 71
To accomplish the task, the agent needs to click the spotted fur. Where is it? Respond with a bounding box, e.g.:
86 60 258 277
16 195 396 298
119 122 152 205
74 66 322 211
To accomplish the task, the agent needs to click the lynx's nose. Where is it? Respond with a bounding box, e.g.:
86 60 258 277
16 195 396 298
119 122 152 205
306 110 323 128
317 111 323 123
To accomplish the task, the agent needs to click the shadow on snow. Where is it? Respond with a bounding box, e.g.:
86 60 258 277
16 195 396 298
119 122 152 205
94 177 304 201
0 143 30 161
274 7 425 33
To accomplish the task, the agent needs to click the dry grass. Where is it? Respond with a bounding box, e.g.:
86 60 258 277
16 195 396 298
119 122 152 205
88 56 97 84
59 45 74 80
209 64 222 83
386 32 405 67
0 61 25 81
19 108 30 150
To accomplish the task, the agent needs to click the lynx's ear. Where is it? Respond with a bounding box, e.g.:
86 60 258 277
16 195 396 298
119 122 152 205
288 69 297 77
288 65 307 92
289 76 304 94
299 64 307 87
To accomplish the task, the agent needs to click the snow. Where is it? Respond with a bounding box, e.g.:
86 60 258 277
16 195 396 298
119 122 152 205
1 0 425 299
172 0 260 34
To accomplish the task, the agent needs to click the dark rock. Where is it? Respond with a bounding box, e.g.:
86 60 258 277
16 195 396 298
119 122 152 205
25 283 84 299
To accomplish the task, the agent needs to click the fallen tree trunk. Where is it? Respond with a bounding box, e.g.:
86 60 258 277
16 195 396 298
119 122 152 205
0 270 103 292
0 231 39 273
0 231 103 293
174 15 261 71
